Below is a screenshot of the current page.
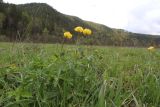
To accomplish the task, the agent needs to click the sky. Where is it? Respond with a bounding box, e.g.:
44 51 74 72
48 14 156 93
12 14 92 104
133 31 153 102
4 0 160 35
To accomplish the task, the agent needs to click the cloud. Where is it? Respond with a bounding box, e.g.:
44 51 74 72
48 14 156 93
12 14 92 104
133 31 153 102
126 0 160 35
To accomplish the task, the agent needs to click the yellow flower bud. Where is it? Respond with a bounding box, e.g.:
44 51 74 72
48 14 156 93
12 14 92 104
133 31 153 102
148 46 155 51
64 32 72 39
74 26 84 33
83 28 92 36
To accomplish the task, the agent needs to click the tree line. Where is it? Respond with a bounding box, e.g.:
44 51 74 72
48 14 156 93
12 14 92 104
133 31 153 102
0 2 160 47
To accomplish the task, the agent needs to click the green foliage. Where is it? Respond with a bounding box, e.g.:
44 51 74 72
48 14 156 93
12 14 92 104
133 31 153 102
0 42 160 107
43 28 49 35
0 0 3 3
0 12 5 31
110 30 128 46
1 4 23 41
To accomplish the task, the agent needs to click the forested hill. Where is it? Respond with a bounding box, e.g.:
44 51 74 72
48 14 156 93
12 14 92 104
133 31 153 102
0 2 160 46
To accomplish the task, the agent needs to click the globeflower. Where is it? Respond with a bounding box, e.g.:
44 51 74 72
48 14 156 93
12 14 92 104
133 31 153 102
64 32 72 39
74 26 84 33
148 46 155 51
83 28 92 36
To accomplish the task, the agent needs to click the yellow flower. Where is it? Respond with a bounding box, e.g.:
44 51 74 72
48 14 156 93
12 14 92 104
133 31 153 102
74 26 84 33
148 46 155 51
64 32 72 39
83 28 92 36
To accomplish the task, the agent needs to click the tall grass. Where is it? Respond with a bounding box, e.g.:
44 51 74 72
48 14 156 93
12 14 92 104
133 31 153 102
0 42 160 107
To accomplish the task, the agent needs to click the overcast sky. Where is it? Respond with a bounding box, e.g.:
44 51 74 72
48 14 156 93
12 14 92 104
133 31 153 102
4 0 160 35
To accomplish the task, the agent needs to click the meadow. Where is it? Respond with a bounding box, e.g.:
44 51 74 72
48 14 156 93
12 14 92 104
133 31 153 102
0 42 160 107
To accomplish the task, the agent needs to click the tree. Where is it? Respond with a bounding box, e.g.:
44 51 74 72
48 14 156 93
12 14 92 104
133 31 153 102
131 38 139 46
43 27 49 35
2 5 22 41
0 1 5 13
0 12 5 30
31 17 43 35
0 0 3 3
42 27 49 42
111 30 128 46
17 11 30 40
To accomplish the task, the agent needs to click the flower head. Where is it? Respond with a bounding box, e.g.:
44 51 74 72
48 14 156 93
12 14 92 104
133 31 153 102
74 26 84 33
64 32 72 39
148 46 155 51
83 28 92 36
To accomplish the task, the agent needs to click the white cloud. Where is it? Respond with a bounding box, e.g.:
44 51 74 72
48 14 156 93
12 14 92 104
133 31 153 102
125 0 160 35
4 0 160 35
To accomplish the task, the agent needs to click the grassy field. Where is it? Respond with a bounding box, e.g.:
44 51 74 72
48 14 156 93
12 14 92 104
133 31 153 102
0 42 160 107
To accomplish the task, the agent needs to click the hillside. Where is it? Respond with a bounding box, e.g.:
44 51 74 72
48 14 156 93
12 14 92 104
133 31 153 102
0 2 160 46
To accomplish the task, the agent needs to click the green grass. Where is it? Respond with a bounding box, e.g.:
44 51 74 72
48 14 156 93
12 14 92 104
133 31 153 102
0 42 160 107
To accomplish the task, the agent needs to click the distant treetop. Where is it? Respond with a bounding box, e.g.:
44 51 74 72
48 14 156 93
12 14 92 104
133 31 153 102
0 0 3 3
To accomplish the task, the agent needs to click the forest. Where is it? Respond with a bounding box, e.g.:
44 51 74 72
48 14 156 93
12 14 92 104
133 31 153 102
0 1 160 46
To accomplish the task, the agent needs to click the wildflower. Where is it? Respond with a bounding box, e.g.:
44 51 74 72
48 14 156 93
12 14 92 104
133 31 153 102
148 46 155 51
83 28 92 35
64 32 72 39
74 26 84 33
